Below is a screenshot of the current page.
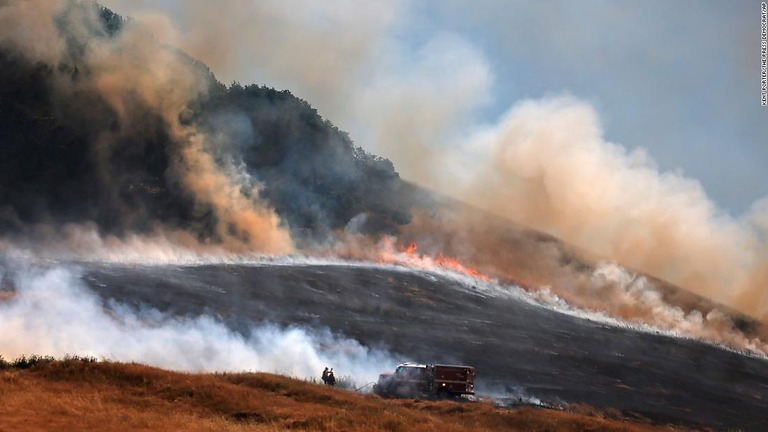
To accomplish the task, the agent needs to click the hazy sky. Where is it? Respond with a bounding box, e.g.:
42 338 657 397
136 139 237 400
422 0 768 215
103 0 767 216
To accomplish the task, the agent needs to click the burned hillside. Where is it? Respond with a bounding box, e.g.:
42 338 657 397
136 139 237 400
0 2 410 245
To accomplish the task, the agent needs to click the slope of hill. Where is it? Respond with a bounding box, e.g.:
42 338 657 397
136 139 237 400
386 189 768 352
72 262 767 431
0 1 763 339
0 358 685 431
0 1 410 243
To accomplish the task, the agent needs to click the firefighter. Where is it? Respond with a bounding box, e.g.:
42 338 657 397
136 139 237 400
327 368 336 386
321 367 329 385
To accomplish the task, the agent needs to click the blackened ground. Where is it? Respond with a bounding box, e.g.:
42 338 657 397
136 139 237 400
82 263 768 431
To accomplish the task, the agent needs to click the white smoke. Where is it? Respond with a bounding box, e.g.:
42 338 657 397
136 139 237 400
0 263 395 383
523 263 768 357
478 384 548 408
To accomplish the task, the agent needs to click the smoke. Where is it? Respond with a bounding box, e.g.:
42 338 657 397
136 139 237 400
478 384 549 409
2 0 766 367
0 0 293 253
85 1 768 324
460 97 768 320
77 2 293 253
177 0 401 123
349 236 768 355
0 262 395 382
100 0 491 191
0 223 235 264
102 0 405 124
531 262 768 355
354 34 492 186
0 0 68 63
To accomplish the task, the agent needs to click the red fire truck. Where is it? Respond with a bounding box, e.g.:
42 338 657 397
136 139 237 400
373 362 475 399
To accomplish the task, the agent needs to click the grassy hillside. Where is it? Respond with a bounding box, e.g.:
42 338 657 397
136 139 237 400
0 358 690 431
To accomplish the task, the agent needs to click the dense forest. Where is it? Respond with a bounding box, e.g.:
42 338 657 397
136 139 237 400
0 2 411 245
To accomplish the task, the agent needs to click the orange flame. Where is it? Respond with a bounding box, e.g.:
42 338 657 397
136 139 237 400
404 241 418 255
434 253 491 281
377 239 491 282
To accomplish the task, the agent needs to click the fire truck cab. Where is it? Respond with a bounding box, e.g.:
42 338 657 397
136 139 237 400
373 362 475 399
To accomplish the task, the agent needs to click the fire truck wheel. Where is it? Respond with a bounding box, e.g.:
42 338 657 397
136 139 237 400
436 388 451 400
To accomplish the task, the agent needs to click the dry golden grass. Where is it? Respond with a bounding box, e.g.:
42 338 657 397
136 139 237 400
0 359 691 432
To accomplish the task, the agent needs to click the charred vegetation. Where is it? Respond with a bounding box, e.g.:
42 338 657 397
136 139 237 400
0 2 411 243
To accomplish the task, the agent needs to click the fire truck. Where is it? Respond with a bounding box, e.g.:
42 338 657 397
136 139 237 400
373 362 475 399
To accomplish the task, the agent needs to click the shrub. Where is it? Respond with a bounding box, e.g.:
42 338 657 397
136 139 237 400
10 354 55 369
0 354 98 371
